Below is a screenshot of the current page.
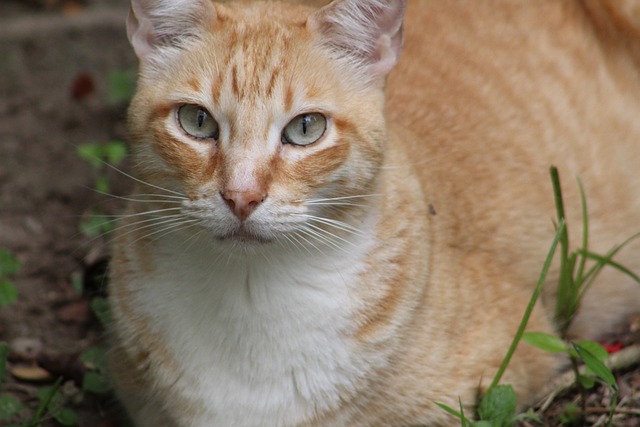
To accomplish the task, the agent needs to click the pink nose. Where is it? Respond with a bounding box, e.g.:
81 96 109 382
221 190 267 221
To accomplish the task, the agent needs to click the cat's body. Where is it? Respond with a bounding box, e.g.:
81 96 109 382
108 1 640 426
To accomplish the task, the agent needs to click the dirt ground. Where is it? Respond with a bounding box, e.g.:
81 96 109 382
1 1 134 425
0 1 638 426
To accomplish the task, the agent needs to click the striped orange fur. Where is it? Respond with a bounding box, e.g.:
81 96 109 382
109 1 640 425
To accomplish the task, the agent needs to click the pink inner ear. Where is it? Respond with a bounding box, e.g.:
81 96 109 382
370 31 403 78
307 0 406 81
126 0 218 62
127 6 157 60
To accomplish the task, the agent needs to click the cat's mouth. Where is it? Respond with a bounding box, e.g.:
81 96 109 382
218 227 273 245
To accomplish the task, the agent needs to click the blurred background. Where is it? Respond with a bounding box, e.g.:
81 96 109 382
1 1 137 425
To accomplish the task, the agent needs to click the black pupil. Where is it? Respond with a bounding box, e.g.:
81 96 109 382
301 115 310 134
197 109 206 128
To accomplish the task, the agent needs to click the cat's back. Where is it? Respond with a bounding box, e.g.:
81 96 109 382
388 0 640 140
385 0 640 274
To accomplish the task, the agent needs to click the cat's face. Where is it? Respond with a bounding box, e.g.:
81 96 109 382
126 0 404 247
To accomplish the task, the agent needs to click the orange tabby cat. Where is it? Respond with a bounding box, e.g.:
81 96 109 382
108 0 640 425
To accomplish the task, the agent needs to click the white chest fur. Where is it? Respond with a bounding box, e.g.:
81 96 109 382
131 236 373 426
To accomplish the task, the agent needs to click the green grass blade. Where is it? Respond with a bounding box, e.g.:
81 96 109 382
579 250 640 285
606 393 618 427
458 398 471 427
577 231 640 301
487 220 565 392
0 342 8 385
434 401 475 426
576 261 606 302
574 177 589 283
29 377 63 425
550 167 575 335
550 167 567 239
434 402 462 418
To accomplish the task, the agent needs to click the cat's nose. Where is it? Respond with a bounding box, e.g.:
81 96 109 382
221 190 267 221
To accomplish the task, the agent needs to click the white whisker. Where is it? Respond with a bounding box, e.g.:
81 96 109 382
102 161 186 197
298 225 344 252
293 228 329 255
145 219 203 246
281 231 316 256
90 189 187 205
129 193 189 201
116 215 190 243
304 194 382 204
304 223 355 249
303 201 368 208
112 213 186 233
98 207 184 220
126 218 201 248
75 209 186 251
295 214 366 238
179 222 208 252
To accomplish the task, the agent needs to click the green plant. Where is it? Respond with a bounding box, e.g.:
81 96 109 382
0 248 20 308
80 346 110 396
106 69 136 105
78 67 135 238
77 140 128 237
549 167 640 337
30 379 78 427
522 167 639 425
0 393 23 423
437 218 565 426
1 343 79 426
0 251 21 422
438 166 639 426
558 402 580 426
435 398 475 427
522 333 617 424
0 342 23 422
76 82 125 389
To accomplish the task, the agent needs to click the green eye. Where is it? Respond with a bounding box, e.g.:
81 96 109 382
177 104 219 140
282 113 327 146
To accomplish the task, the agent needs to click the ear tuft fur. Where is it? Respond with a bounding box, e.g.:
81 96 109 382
307 0 406 84
127 0 217 62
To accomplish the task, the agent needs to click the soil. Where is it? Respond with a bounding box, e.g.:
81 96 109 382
0 1 638 426
1 1 134 425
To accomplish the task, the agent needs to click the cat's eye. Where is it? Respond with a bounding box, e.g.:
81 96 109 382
282 113 327 146
177 104 219 140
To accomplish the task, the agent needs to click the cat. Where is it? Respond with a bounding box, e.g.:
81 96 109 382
107 0 640 425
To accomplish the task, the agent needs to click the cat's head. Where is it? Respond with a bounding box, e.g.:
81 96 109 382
126 0 405 247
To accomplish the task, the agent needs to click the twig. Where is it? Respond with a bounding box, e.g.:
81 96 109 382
592 414 609 427
586 407 640 415
3 382 37 396
535 344 640 412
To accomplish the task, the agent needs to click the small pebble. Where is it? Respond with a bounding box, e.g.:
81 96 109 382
9 337 43 361
56 300 91 323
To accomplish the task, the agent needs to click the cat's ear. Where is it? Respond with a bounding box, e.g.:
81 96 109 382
307 0 406 84
127 0 217 61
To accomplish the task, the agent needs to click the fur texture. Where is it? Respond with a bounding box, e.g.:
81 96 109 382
109 1 640 426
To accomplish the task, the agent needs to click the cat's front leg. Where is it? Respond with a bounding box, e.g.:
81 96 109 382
108 340 179 427
126 405 175 427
